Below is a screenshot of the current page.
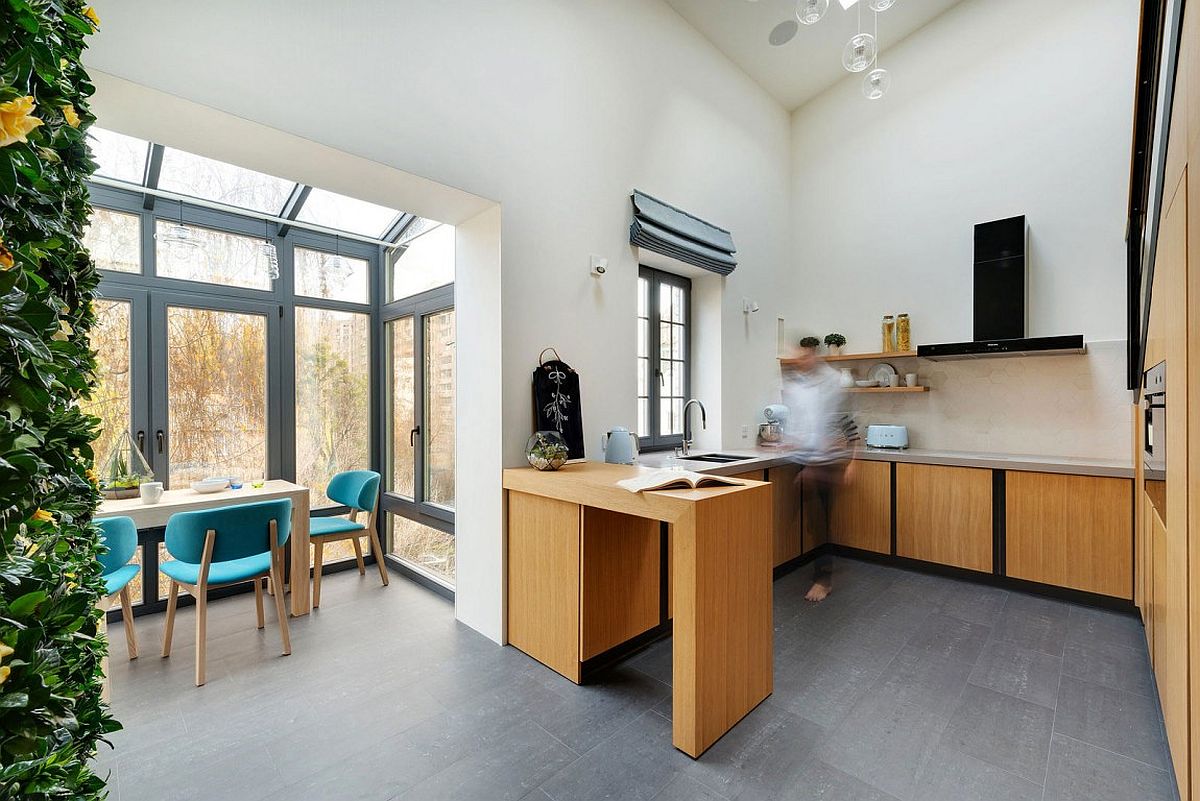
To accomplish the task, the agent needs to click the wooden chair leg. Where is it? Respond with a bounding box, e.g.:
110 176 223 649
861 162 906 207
313 539 324 608
368 529 389 587
269 558 291 656
352 536 366 575
194 587 208 687
119 585 138 660
254 577 265 630
161 582 178 658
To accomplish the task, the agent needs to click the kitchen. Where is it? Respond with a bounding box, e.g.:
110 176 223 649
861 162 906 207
27 0 1197 799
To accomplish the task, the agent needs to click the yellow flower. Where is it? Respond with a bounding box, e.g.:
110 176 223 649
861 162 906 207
86 467 100 485
0 240 13 271
82 6 100 28
0 666 9 686
52 320 74 341
0 642 12 660
0 96 44 148
30 508 55 524
61 104 80 128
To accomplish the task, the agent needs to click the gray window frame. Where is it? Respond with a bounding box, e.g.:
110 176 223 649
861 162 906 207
638 265 691 452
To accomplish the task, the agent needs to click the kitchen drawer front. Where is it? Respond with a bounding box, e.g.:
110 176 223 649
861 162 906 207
1005 471 1132 599
896 463 992 572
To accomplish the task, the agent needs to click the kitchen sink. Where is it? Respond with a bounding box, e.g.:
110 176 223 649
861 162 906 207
679 453 752 463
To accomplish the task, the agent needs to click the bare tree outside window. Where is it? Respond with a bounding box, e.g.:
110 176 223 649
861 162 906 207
166 307 267 488
294 307 370 508
81 299 131 469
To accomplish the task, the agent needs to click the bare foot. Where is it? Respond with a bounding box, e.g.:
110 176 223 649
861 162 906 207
805 576 832 603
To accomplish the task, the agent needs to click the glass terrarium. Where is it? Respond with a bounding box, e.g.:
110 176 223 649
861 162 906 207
98 430 153 499
526 431 569 471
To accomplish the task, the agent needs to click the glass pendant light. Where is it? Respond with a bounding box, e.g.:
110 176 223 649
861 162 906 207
842 32 876 72
259 219 280 281
158 199 198 251
796 0 828 25
868 0 896 10
863 67 890 99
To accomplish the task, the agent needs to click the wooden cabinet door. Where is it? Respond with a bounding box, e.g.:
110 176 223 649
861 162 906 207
767 465 802 566
799 459 890 555
1005 472 1132 599
896 463 992 572
506 492 581 682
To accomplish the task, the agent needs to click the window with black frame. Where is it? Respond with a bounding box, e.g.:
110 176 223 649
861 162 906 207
81 126 457 607
637 265 691 450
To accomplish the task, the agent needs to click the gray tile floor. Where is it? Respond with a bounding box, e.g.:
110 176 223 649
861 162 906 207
97 558 1178 801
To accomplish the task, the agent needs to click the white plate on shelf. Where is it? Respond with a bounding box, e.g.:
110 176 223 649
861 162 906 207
191 478 229 494
868 363 897 387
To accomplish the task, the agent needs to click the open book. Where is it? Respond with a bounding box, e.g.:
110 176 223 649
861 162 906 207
616 469 745 493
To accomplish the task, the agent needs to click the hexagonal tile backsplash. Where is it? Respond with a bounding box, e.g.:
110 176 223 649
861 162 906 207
847 340 1130 460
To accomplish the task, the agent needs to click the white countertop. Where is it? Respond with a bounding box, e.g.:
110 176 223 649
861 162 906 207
636 445 1133 479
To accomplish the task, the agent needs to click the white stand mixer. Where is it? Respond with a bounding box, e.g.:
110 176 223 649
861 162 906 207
758 404 789 446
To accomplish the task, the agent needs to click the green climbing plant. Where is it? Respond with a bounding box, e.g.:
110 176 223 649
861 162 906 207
0 2 118 800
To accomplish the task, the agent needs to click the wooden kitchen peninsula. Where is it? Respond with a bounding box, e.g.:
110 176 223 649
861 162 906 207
503 462 772 758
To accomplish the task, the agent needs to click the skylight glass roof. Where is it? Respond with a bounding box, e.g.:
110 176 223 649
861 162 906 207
295 188 402 237
157 148 297 214
90 128 150 184
87 127 424 243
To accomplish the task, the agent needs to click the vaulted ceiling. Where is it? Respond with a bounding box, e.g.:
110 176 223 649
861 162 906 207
664 0 968 110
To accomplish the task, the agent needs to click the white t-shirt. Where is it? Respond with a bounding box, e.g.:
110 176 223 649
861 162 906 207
781 362 854 465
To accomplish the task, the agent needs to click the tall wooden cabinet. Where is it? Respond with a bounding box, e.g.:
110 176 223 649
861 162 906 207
1134 3 1198 796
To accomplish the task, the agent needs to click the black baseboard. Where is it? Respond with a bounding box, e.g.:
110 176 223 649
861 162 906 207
829 545 1139 616
581 622 672 682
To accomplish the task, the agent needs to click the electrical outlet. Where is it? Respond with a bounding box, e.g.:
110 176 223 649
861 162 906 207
741 425 749 439
590 254 608 277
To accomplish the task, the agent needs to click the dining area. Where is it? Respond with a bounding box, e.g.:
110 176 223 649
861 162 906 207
94 470 387 688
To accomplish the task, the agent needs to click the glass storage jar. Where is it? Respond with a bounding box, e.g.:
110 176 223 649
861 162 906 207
881 315 896 352
896 313 911 351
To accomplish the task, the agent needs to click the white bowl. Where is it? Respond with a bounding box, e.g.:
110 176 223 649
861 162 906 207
191 478 229 494
854 380 874 387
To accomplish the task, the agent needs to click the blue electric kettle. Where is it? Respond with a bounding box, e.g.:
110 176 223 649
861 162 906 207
601 426 639 465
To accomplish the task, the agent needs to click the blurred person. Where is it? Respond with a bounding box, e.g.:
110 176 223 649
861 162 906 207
781 336 859 602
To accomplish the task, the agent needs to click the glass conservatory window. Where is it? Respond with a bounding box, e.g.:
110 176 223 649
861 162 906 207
157 148 296 214
89 127 149 184
83 208 142 273
295 187 400 237
390 224 455 301
294 247 369 304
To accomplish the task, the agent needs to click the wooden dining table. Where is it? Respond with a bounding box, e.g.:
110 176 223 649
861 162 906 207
95 480 313 616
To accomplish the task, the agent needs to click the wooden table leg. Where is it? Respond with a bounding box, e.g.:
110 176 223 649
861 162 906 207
671 485 773 758
289 489 311 616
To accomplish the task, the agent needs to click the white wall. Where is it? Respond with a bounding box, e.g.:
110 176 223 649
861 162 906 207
787 0 1139 458
85 0 793 641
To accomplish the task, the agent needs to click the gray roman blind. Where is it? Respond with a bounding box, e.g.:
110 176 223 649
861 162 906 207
629 190 737 275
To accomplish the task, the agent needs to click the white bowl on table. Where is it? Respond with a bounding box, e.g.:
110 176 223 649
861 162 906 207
190 478 229 494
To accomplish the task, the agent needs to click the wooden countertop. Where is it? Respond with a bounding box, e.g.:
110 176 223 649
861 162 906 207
503 461 767 523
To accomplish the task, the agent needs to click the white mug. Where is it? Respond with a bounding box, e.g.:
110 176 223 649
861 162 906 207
140 481 164 505
905 373 918 387
887 374 900 388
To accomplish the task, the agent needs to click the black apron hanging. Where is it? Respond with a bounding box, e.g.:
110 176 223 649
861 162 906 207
532 348 585 460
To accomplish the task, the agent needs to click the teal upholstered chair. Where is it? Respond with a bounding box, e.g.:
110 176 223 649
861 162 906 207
311 470 386 607
160 498 292 685
97 516 140 660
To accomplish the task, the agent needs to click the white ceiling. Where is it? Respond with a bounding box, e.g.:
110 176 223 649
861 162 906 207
664 0 967 110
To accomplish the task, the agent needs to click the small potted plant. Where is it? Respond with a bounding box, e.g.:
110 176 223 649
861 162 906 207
824 333 847 356
799 336 821 350
98 430 153 499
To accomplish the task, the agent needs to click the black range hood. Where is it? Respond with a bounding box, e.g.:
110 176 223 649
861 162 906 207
916 215 1086 361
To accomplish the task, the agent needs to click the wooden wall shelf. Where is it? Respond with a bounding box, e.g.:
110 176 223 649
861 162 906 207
779 350 918 364
848 386 929 394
